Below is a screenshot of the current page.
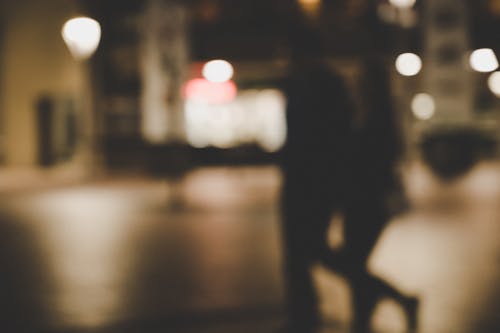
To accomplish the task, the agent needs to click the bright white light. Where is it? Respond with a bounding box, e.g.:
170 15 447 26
202 60 234 83
411 93 435 120
62 17 101 60
395 53 422 76
469 48 499 73
184 89 287 150
185 101 211 148
255 90 287 152
389 0 416 9
488 72 500 97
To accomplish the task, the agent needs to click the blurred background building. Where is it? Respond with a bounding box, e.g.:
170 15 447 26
1 0 500 176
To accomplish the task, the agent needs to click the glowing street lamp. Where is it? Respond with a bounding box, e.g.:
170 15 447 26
62 17 101 60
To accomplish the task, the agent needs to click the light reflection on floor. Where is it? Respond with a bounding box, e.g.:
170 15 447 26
1 162 500 332
18 189 146 328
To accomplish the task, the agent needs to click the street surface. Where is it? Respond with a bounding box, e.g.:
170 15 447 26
1 162 500 332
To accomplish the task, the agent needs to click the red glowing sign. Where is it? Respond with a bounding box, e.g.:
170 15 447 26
183 78 237 104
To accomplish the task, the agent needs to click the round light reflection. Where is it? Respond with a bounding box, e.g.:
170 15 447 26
62 17 101 60
411 93 435 120
488 71 500 97
469 48 499 73
395 53 422 76
202 60 234 83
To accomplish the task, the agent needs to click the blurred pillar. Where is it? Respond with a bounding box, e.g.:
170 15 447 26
0 11 4 164
139 0 189 144
422 0 473 124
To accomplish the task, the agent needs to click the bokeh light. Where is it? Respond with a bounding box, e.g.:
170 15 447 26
184 78 237 104
254 89 287 152
395 53 422 76
298 0 321 5
488 72 500 97
297 0 322 14
469 48 499 73
202 59 234 83
411 93 435 120
389 0 416 9
184 89 286 151
62 17 101 60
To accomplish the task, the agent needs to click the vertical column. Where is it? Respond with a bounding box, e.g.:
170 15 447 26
423 0 472 124
139 0 189 144
0 14 4 164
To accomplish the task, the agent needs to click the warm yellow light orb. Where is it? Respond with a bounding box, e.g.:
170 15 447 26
297 0 321 14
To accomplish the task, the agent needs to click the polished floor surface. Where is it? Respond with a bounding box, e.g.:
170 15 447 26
1 162 500 332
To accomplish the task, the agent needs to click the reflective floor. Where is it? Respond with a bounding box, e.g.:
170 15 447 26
1 162 500 332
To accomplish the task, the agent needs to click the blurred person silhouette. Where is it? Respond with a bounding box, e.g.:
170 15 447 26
279 22 418 332
317 4 419 330
320 56 418 332
279 25 354 332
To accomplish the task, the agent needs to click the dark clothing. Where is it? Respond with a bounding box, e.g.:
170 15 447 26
282 62 352 176
280 61 354 326
279 58 417 331
281 62 353 220
331 59 416 330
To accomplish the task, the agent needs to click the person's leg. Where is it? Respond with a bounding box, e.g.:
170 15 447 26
280 185 322 329
342 199 418 332
349 270 418 332
350 270 380 332
365 274 419 331
338 198 387 330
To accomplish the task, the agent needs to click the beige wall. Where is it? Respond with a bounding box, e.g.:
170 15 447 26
1 0 87 166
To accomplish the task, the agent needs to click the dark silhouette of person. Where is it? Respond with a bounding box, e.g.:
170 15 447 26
279 27 354 332
279 20 418 330
320 56 418 332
